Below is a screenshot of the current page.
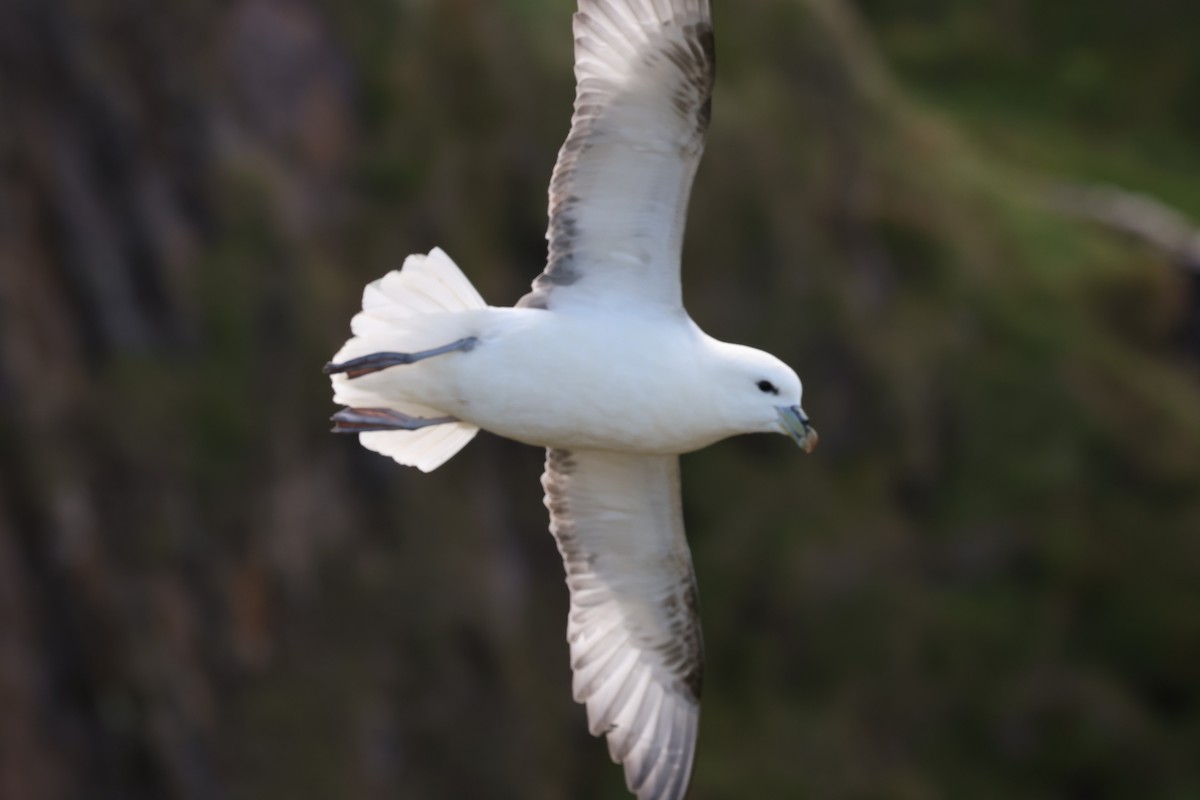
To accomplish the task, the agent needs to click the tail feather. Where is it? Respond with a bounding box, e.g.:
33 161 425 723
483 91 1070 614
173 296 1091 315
331 247 487 472
358 247 486 321
360 423 478 474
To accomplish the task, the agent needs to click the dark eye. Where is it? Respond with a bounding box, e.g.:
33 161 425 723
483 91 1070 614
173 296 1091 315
757 380 779 395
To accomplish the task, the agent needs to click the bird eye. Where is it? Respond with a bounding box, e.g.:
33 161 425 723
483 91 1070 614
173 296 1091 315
757 380 779 395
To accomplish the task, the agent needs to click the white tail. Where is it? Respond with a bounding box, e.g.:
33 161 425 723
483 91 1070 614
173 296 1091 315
352 247 487 333
330 248 487 473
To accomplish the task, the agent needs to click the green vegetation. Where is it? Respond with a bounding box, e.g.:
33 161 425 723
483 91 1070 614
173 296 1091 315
3 1 1198 798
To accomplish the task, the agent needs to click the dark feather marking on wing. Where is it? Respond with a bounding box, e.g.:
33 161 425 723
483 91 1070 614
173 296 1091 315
660 23 716 154
658 583 704 699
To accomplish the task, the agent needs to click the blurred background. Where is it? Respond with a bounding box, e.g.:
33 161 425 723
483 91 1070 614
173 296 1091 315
2 0 1199 798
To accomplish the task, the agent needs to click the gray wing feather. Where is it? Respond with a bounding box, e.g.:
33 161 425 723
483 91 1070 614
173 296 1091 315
519 0 715 312
542 448 703 800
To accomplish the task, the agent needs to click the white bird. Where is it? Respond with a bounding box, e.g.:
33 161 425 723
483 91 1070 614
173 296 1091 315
325 1 817 798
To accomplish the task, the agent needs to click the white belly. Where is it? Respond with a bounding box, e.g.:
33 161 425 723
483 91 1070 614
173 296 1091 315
428 308 733 453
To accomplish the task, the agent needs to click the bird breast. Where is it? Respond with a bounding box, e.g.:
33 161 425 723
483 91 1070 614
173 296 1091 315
437 308 731 454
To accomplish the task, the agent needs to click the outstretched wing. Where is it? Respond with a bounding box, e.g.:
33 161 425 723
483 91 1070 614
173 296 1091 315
518 0 715 313
542 448 703 800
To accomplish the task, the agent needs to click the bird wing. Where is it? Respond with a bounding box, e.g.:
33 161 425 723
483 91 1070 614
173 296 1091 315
518 0 715 313
542 448 703 800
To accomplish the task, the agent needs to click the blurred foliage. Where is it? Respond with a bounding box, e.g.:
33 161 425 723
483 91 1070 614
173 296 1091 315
860 0 1200 214
1 1 1198 799
861 0 1200 130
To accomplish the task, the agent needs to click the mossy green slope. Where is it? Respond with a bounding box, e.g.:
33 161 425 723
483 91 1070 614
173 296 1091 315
5 1 1198 798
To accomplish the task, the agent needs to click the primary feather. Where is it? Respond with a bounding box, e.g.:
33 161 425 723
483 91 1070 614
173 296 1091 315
544 449 702 800
519 0 715 313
